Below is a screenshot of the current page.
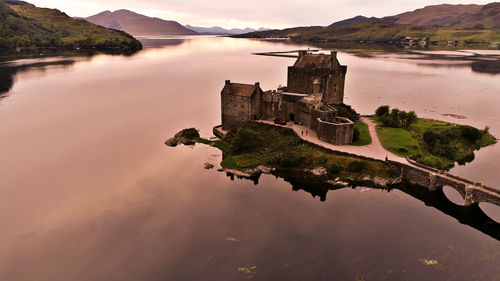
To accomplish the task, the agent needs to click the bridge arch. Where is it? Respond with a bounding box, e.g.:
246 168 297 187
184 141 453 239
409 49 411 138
442 185 465 205
479 203 500 223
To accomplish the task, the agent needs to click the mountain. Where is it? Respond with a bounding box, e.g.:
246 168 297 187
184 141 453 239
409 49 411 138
185 25 268 35
328 3 500 30
0 0 141 51
387 4 483 27
449 3 500 29
236 20 500 44
329 15 390 28
85 10 198 36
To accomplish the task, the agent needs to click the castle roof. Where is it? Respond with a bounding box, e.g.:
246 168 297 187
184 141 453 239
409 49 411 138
293 52 340 68
222 81 261 97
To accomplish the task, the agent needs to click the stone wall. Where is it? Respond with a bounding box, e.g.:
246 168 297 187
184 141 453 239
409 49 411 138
261 91 308 122
317 117 354 145
389 160 433 188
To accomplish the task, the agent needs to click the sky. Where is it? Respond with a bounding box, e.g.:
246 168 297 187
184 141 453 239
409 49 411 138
27 0 494 29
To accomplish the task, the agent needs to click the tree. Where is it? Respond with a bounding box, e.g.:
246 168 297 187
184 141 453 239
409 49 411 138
375 105 390 117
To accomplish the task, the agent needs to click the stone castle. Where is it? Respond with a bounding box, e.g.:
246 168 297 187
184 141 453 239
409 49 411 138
220 50 354 145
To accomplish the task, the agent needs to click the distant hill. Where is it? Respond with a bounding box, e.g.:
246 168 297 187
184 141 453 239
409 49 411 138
307 21 500 42
233 26 325 39
236 21 500 44
329 3 500 30
387 4 483 27
449 3 500 29
0 1 141 51
329 15 391 28
185 25 268 35
85 10 198 36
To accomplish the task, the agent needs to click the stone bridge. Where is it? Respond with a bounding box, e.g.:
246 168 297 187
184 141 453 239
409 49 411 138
388 159 500 207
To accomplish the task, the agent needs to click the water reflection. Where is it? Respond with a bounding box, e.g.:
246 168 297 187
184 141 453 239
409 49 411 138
226 169 500 241
0 47 147 100
403 51 500 75
0 59 77 97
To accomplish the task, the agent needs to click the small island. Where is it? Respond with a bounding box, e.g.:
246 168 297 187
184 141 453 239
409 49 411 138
166 50 500 207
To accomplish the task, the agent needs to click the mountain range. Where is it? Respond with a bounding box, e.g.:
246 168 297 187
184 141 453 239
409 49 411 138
236 2 500 44
185 25 269 35
330 3 500 29
85 10 198 36
0 0 141 51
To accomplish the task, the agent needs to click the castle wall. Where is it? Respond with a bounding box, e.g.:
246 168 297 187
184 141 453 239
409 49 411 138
261 91 307 123
221 94 252 130
317 117 354 145
323 66 347 105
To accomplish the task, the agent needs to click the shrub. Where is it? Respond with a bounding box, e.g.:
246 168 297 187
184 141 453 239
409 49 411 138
328 163 341 175
423 130 438 147
334 103 360 122
179 128 200 139
353 127 360 142
375 105 390 117
231 127 262 154
348 161 366 172
460 126 481 143
274 151 305 167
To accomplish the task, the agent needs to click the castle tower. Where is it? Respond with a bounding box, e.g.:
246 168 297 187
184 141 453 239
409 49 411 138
287 51 347 105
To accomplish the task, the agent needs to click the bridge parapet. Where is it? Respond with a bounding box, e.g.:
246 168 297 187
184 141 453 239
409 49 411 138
387 160 500 207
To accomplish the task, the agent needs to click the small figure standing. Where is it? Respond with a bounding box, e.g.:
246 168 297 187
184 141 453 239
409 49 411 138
306 130 308 136
301 131 304 136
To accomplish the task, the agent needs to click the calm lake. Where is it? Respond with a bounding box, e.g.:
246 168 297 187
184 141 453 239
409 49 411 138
0 36 499 280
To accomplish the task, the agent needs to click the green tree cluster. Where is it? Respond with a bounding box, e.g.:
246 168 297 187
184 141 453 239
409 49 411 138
422 125 488 164
376 106 417 129
333 103 360 122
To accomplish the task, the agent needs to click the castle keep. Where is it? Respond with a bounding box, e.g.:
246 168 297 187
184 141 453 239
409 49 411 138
221 51 354 145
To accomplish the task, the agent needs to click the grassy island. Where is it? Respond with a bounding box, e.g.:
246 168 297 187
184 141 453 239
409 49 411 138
171 123 398 182
372 106 496 170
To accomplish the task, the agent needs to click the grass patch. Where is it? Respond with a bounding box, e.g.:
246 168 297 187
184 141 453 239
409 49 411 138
371 116 496 170
191 123 398 180
352 121 372 146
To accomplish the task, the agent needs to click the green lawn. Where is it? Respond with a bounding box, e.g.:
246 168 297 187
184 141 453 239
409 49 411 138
371 116 496 170
352 121 372 146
